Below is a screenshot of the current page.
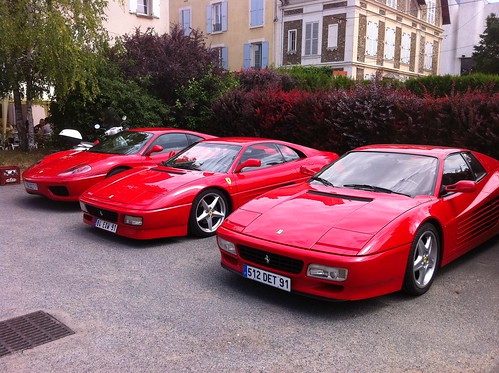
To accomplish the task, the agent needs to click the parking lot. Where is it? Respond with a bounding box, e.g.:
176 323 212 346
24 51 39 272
1 183 498 372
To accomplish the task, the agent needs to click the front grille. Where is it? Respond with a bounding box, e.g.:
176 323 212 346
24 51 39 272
86 205 118 222
49 186 69 196
238 245 304 274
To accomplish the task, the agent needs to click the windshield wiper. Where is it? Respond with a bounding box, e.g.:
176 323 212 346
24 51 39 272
342 184 410 197
310 176 334 187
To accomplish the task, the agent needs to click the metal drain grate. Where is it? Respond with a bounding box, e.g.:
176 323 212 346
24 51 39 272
0 311 74 357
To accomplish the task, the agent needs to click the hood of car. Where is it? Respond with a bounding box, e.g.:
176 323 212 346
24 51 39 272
23 150 113 178
234 185 425 252
83 166 207 205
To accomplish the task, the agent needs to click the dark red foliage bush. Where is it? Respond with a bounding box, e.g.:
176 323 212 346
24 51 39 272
208 81 498 158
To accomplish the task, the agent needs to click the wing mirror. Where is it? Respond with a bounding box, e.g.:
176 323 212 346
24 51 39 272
235 159 261 173
145 145 164 157
444 180 476 193
300 165 317 176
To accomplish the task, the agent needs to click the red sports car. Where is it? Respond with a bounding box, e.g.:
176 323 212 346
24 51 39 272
217 145 499 301
79 138 338 239
23 128 213 201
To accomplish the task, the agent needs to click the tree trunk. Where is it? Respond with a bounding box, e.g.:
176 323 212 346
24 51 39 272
13 88 28 151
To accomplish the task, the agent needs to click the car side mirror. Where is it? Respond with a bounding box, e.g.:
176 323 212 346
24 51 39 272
145 144 164 157
300 165 317 176
235 159 261 173
444 180 476 193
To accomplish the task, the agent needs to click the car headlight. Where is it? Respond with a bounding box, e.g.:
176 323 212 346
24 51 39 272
58 164 92 176
217 236 237 255
124 215 143 226
79 202 88 212
307 264 348 282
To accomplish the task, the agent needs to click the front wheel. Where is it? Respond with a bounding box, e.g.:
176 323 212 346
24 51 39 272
402 223 440 296
189 189 229 238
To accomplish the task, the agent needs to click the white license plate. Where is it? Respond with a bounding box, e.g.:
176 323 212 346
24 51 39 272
243 265 291 292
94 219 118 233
24 181 38 191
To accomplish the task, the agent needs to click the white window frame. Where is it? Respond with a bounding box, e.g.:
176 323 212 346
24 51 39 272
327 24 339 50
180 8 191 36
387 0 397 8
424 42 433 69
252 43 263 69
366 21 378 57
385 27 395 60
304 21 319 56
212 2 223 32
129 0 159 17
427 0 436 24
401 32 411 64
288 29 297 53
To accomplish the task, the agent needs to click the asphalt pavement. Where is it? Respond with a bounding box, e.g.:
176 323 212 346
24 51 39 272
0 183 498 373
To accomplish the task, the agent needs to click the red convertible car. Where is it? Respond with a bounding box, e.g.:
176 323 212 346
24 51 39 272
79 138 338 239
23 128 213 201
217 145 498 301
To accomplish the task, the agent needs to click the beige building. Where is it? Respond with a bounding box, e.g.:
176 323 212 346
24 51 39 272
169 0 449 80
280 0 449 80
106 0 170 38
169 0 279 70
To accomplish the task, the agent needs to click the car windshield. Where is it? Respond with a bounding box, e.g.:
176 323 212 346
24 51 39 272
162 142 242 173
312 151 439 197
88 131 152 155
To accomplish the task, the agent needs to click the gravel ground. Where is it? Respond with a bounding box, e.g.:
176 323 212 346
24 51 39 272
0 183 498 373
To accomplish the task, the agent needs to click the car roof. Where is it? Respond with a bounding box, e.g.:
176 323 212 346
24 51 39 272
127 127 211 135
198 137 280 145
354 144 469 158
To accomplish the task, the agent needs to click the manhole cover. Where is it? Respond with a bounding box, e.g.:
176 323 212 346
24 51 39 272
0 311 74 357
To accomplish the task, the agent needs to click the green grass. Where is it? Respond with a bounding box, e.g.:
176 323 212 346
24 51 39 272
0 149 52 173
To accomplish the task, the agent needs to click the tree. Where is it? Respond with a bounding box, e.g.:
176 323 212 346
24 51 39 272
112 25 222 116
0 0 117 150
50 60 169 143
472 13 499 74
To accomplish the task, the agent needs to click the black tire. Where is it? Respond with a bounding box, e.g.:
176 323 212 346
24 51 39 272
106 167 129 178
402 223 440 296
189 189 229 238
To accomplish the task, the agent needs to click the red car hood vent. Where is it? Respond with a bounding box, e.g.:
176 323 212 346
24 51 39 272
242 190 423 251
307 190 373 203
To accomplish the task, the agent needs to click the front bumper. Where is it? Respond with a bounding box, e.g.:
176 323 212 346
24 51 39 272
217 226 410 301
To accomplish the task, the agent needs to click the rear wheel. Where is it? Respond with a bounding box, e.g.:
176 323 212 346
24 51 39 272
189 189 228 238
402 223 440 296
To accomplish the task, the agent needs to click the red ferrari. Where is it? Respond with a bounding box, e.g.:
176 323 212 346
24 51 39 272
79 138 338 239
23 128 213 201
217 145 499 301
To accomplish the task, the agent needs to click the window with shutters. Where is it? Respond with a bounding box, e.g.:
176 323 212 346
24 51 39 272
366 21 378 56
304 22 319 56
401 32 411 64
385 27 395 60
250 0 264 27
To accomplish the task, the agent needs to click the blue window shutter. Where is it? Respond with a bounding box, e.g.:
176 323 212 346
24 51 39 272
222 1 228 32
206 5 212 34
250 0 264 27
243 44 251 69
262 41 269 68
222 47 228 70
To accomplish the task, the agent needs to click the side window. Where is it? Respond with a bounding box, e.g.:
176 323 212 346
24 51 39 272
238 143 285 172
461 152 486 180
186 134 204 145
149 133 189 154
277 144 301 162
442 153 475 186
